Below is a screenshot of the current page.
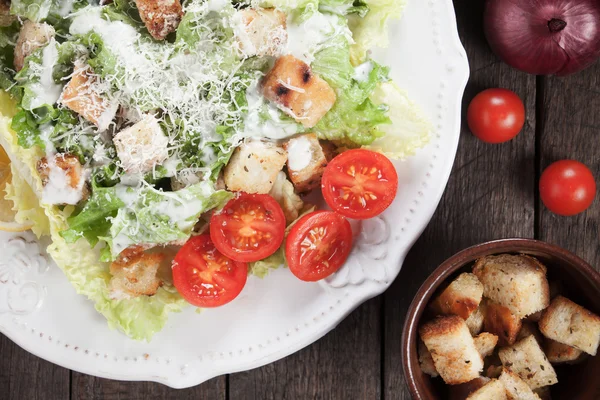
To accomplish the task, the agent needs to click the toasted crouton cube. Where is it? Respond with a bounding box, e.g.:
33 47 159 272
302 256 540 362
498 368 541 400
539 295 600 356
466 301 487 336
262 55 336 128
60 62 117 130
544 338 583 364
498 335 557 389
134 0 183 40
473 254 550 318
284 133 329 193
233 8 287 57
223 140 287 194
485 364 503 379
484 301 522 347
474 332 498 359
37 154 88 205
14 20 55 71
419 315 484 385
430 273 483 319
418 339 438 377
517 321 544 344
466 379 507 400
449 377 490 400
269 171 303 224
109 252 164 298
113 114 169 174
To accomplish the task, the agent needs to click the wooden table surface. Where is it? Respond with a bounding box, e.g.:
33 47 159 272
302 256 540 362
2 1 599 399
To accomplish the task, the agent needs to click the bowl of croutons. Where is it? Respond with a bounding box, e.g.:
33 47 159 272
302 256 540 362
402 238 600 400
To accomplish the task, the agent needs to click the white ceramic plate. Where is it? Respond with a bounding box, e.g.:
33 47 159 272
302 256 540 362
0 0 468 388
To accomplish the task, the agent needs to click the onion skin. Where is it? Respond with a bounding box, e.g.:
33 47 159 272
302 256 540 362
484 0 600 76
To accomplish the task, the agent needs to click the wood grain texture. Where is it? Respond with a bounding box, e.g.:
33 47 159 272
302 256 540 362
538 63 600 269
228 297 381 400
0 334 70 400
382 1 537 398
70 373 226 400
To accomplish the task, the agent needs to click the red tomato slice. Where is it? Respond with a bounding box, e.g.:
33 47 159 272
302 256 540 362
321 149 398 219
210 193 286 262
172 235 247 308
285 211 353 282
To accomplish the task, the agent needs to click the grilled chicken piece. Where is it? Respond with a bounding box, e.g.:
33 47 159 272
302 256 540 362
36 154 89 205
134 0 183 40
60 61 117 131
14 20 55 71
109 252 165 299
262 55 336 128
233 8 287 57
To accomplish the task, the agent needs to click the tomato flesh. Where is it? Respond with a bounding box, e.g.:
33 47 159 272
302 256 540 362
467 88 525 144
172 235 247 307
321 149 398 220
210 193 286 262
286 211 353 282
539 160 596 216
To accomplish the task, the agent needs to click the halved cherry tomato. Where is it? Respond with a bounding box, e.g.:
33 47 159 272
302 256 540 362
210 193 286 262
539 160 596 216
321 149 398 219
285 211 353 282
467 88 525 144
172 235 247 307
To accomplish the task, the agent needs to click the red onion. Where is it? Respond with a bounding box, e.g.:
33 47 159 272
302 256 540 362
484 0 600 76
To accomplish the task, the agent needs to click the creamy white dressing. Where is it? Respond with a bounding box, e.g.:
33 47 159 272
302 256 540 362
354 61 373 82
29 39 62 109
40 156 86 205
58 0 76 17
243 80 299 140
206 0 230 12
286 135 313 171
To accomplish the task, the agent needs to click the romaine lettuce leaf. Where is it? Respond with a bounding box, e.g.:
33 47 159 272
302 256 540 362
319 0 369 17
363 82 432 159
348 0 407 64
314 60 391 145
0 105 186 341
249 246 285 278
10 0 53 22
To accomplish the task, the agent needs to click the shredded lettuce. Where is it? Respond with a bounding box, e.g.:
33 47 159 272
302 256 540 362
348 0 407 64
363 82 432 159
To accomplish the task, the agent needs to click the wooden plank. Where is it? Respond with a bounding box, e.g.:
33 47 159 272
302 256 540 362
0 334 70 400
71 373 225 400
537 63 600 268
382 1 537 398
228 297 381 400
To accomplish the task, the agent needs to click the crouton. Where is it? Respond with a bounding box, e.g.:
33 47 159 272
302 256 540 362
485 364 503 379
484 301 522 347
430 273 483 319
60 62 117 130
37 154 89 205
269 171 304 224
498 368 541 400
449 377 490 400
233 8 287 57
466 379 507 400
533 386 551 400
418 339 438 377
284 133 329 193
473 254 550 318
223 140 287 194
538 295 600 356
419 315 484 385
262 55 336 128
109 252 164 298
527 311 543 322
474 332 498 359
14 20 55 71
113 114 169 174
0 0 16 27
134 0 183 40
517 321 544 344
466 301 487 336
498 335 557 389
544 338 583 364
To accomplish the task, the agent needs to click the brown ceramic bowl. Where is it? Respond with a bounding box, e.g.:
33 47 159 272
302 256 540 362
402 238 600 400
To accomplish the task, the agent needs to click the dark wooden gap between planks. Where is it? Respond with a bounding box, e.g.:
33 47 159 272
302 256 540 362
2 0 600 398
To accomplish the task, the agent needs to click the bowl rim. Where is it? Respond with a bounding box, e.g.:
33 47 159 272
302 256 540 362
400 237 600 399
